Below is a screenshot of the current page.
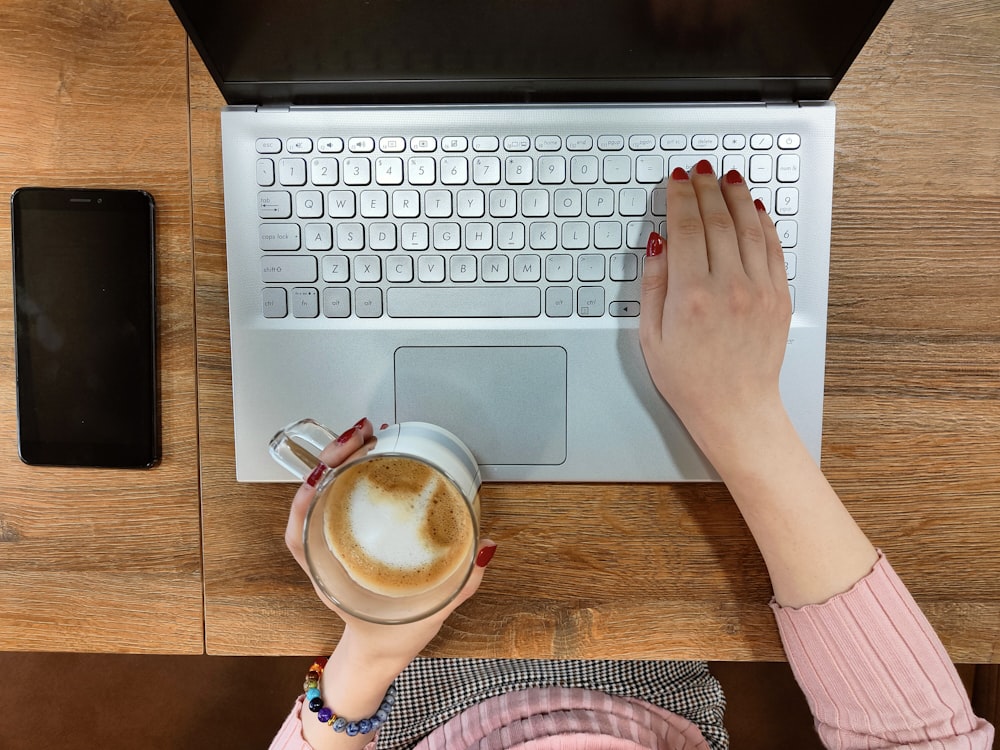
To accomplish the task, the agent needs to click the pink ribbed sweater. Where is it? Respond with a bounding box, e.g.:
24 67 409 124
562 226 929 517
271 554 994 750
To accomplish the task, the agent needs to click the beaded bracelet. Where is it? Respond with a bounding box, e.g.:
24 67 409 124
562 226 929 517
304 656 397 737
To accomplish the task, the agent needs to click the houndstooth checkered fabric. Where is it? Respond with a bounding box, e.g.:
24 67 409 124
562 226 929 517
375 658 728 750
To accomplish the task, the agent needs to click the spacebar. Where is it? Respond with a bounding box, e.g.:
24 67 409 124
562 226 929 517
386 287 541 318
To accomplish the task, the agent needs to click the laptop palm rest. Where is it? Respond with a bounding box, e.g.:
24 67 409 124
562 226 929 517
394 346 567 466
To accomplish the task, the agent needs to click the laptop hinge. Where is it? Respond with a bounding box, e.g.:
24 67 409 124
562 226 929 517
256 104 291 113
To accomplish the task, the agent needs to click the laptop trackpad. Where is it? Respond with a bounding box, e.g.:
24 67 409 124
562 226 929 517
394 346 567 466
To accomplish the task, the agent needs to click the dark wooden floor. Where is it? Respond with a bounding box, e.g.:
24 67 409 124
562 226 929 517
1 653 983 748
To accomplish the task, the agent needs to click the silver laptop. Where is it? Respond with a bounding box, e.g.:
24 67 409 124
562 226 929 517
170 0 893 482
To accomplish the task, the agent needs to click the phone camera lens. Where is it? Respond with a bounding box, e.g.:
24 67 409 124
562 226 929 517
97 198 103 204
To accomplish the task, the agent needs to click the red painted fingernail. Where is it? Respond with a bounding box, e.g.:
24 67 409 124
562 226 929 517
694 159 714 175
724 170 743 185
754 198 767 212
305 463 329 487
670 166 689 181
645 232 664 258
475 543 498 568
334 418 368 444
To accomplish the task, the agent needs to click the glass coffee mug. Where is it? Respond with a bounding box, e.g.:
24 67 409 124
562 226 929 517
270 419 481 624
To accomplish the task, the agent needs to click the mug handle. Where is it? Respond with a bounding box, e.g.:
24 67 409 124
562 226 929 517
268 418 338 481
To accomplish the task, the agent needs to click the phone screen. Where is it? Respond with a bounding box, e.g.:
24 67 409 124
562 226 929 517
11 188 159 468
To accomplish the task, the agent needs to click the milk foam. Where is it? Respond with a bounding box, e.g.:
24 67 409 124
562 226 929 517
323 456 474 597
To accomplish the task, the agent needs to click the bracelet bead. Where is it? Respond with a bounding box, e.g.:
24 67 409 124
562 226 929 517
303 657 395 735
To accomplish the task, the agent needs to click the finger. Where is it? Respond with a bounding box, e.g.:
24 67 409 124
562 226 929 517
665 165 709 280
688 159 742 275
720 170 770 280
446 540 497 613
639 232 667 349
755 199 792 296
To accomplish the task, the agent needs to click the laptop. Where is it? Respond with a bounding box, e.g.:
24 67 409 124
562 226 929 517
169 0 893 482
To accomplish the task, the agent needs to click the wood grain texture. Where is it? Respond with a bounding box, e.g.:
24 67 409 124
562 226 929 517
191 0 1000 659
0 0 202 653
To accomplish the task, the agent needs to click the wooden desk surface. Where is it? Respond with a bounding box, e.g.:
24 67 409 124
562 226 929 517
0 1 202 653
2 0 998 660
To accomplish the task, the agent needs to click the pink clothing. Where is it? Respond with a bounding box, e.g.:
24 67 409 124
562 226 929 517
271 554 994 750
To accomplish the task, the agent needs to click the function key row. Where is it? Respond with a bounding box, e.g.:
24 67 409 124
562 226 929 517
256 133 802 155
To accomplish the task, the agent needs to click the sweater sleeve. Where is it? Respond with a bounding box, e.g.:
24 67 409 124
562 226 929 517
771 552 994 750
269 696 378 750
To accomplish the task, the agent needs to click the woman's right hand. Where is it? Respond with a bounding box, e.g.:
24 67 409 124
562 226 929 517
638 162 792 454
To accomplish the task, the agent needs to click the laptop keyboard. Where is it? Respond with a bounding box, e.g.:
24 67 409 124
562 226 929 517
255 131 800 321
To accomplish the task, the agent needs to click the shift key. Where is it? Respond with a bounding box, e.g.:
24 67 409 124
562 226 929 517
261 255 317 283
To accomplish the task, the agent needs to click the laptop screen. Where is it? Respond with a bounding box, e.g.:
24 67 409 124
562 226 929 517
171 0 892 105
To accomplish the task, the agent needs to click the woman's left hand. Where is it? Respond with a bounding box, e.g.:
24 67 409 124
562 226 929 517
284 417 497 675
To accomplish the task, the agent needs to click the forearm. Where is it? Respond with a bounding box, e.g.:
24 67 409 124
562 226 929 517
693 400 878 608
300 630 407 750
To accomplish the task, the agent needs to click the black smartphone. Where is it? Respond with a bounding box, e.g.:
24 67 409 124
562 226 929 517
10 187 160 468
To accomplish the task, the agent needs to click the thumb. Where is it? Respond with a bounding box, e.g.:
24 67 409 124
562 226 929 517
639 232 667 346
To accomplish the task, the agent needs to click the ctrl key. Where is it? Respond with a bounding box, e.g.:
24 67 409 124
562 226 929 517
262 287 287 318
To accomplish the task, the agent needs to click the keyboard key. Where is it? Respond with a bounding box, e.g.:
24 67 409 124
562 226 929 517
278 158 307 186
586 188 614 217
618 188 647 217
355 287 383 318
577 254 605 281
259 223 300 251
594 221 622 249
348 137 375 152
411 136 437 152
570 155 599 184
449 254 477 282
529 222 557 250
375 157 404 185
286 138 313 154
417 254 446 282
354 255 382 282
749 154 773 183
359 190 388 218
561 222 589 249
456 189 485 218
778 133 801 149
553 188 582 217
610 253 639 281
784 252 797 280
261 255 316 282
322 287 350 318
424 190 452 217
441 156 469 185
442 136 468 152
545 286 573 317
379 136 406 152
659 134 686 150
775 187 799 215
489 189 517 218
535 135 562 151
545 254 573 281
505 156 533 184
723 134 746 150
295 190 323 218
255 138 281 154
777 154 800 182
343 157 371 185
609 301 640 317
291 287 319 317
503 135 530 152
407 157 435 185
537 156 566 184
629 134 656 151
668 154 717 173
566 135 593 151
472 135 499 152
521 189 550 217
775 220 798 248
336 223 364 250
626 220 654 249
497 223 525 250
321 255 350 282
386 255 413 282
262 287 286 317
387 287 541 318
256 158 274 186
433 222 460 250
310 158 338 185
472 156 501 185
635 155 664 184
603 155 631 183
577 287 605 317
401 222 429 250
465 222 493 249
481 254 510 282
597 135 624 151
305 223 332 251
513 254 541 282
258 191 292 219
327 190 356 217
318 137 344 153
722 154 746 177
392 190 420 218
691 134 719 150
369 222 397 250
750 133 773 150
